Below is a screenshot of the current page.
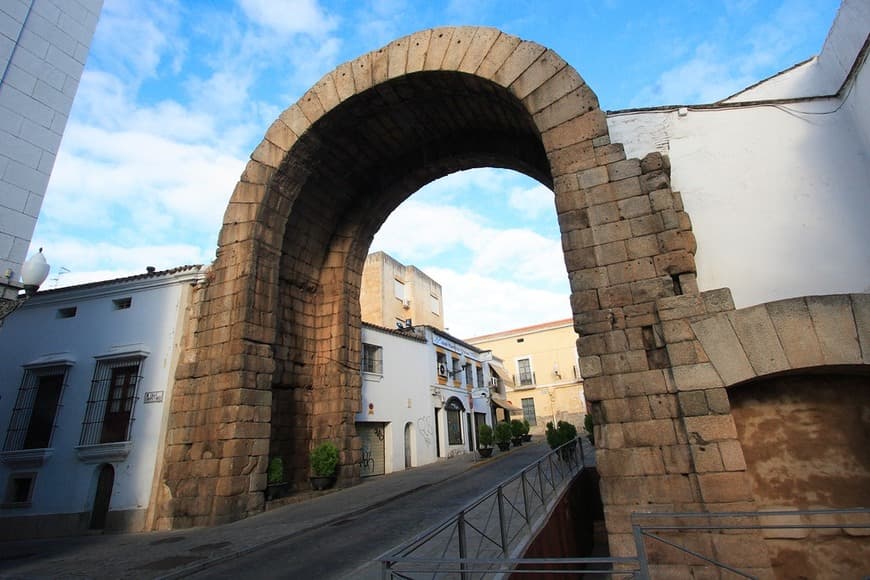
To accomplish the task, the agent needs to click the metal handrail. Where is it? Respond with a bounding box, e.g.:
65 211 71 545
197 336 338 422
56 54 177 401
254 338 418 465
380 437 589 578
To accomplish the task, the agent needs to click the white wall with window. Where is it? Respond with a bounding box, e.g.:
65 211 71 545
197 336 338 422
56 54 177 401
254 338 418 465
0 266 203 538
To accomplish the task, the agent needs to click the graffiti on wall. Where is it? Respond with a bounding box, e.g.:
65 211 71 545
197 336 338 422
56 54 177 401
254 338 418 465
417 415 434 444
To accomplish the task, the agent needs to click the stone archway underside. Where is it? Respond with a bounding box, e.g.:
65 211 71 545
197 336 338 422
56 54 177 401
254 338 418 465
153 25 789 575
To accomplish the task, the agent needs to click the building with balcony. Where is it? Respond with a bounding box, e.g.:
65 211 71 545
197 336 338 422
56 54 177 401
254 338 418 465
466 319 586 435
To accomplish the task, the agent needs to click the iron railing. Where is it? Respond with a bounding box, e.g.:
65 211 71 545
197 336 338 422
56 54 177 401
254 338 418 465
380 439 870 579
379 437 613 578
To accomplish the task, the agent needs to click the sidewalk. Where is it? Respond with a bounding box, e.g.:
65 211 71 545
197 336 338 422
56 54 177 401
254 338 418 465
0 449 510 579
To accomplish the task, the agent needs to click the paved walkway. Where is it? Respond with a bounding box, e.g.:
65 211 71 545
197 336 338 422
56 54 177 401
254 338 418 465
0 446 541 579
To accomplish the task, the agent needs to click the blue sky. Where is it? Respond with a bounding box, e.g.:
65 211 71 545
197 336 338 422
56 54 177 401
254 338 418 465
32 0 841 337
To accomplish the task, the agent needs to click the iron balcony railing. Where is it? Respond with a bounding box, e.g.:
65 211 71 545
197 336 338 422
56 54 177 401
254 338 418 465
379 437 616 578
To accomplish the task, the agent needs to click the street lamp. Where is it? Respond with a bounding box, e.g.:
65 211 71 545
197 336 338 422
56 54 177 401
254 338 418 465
0 248 50 323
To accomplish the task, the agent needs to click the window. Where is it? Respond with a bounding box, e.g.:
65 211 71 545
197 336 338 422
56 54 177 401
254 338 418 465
112 297 132 310
521 398 537 426
4 473 35 505
476 366 484 390
444 398 464 445
362 343 383 374
4 366 69 451
57 307 76 318
430 293 439 315
464 363 473 386
394 279 405 300
451 357 461 381
517 358 534 386
80 357 143 445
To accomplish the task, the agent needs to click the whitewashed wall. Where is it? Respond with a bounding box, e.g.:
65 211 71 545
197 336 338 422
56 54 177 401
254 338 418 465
607 0 870 309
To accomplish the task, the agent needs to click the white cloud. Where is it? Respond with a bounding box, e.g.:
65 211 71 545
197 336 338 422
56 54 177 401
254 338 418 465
239 0 339 37
33 240 211 290
427 268 571 339
507 183 554 218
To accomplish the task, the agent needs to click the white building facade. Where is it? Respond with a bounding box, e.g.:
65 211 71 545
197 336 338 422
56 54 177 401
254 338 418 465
0 266 203 538
0 0 103 301
356 323 513 476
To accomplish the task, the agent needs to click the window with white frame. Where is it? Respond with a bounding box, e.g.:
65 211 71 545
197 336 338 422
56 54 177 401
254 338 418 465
476 365 484 390
3 365 70 451
464 363 473 386
430 293 439 314
362 343 383 374
80 357 144 445
521 397 537 426
517 358 534 386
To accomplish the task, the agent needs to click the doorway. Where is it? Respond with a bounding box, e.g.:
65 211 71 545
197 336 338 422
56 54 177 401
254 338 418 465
89 464 114 530
404 422 413 469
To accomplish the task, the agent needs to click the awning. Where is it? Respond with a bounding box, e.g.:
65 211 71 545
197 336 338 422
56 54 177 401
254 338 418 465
491 397 522 413
488 361 515 388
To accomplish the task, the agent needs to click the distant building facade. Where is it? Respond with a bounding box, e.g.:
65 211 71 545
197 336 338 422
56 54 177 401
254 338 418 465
360 251 444 330
357 322 512 476
0 266 203 538
467 319 586 434
0 0 103 302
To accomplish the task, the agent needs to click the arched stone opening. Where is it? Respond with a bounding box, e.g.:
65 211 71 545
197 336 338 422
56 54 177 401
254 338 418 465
157 26 612 529
729 366 870 579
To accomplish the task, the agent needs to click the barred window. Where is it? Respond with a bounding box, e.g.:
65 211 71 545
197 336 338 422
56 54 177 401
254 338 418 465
521 397 537 426
361 343 383 375
80 357 144 445
4 365 70 451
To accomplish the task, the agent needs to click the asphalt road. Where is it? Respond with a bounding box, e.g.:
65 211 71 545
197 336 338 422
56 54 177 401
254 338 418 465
189 442 551 579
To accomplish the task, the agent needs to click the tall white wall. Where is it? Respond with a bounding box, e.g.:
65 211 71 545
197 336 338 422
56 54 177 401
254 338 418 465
607 1 870 309
0 0 102 298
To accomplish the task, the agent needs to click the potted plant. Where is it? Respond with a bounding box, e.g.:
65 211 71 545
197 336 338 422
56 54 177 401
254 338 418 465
510 419 525 447
522 419 532 442
494 421 512 452
477 423 494 458
546 420 578 460
309 441 339 490
265 457 290 501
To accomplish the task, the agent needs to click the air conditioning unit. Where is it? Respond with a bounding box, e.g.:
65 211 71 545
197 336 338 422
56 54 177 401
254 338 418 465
402 298 411 309
490 377 499 386
437 363 448 377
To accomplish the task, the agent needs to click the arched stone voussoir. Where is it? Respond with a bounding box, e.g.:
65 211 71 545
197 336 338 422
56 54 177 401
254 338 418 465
690 293 870 389
509 48 568 101
492 40 548 90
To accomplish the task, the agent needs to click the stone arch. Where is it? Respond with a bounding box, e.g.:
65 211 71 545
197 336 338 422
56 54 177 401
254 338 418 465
158 26 615 529
156 24 711 546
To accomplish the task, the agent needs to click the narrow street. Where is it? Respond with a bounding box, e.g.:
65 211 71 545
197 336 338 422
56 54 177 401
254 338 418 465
187 443 550 579
0 442 554 579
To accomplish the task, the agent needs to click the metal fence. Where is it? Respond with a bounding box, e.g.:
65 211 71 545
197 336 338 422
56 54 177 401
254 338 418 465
379 437 614 578
380 436 870 579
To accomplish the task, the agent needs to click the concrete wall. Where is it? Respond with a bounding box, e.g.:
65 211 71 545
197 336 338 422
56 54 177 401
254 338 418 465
0 267 201 537
360 252 444 330
0 0 102 299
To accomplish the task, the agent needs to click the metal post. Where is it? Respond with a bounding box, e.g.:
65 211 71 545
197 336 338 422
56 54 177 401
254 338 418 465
538 458 547 502
632 522 650 580
497 485 509 556
381 559 392 580
521 469 531 525
458 512 469 580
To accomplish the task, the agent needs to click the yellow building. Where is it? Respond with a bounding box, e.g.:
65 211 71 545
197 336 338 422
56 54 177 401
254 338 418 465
360 252 444 330
466 319 586 434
